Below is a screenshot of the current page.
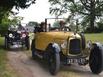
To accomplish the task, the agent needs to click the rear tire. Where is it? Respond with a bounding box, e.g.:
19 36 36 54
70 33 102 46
89 44 103 74
26 37 30 50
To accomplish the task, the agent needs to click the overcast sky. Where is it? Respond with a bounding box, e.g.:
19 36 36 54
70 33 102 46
16 0 54 23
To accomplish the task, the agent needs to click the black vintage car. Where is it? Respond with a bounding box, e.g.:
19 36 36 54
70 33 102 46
5 25 30 50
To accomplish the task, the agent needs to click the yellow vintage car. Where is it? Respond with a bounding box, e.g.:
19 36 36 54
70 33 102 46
31 18 103 75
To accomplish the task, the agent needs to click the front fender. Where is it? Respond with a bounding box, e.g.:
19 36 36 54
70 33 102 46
52 43 61 53
92 42 103 50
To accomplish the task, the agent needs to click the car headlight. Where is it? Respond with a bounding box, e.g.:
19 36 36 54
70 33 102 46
9 33 13 37
86 40 92 49
61 41 67 49
22 34 26 38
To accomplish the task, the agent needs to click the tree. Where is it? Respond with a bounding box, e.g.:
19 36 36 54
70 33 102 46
0 14 11 36
49 0 103 33
0 0 36 24
0 0 35 9
53 21 60 27
27 21 38 27
10 16 23 25
0 0 36 35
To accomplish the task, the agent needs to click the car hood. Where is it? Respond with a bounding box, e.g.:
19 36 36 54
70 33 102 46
43 31 81 40
35 31 81 51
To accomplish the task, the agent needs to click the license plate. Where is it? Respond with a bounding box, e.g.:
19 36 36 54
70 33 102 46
13 42 21 45
13 42 17 44
67 58 85 64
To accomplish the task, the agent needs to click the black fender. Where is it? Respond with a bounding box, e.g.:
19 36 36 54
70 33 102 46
92 42 103 52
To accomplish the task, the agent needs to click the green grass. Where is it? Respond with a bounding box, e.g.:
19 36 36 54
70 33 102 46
85 33 103 43
0 37 4 46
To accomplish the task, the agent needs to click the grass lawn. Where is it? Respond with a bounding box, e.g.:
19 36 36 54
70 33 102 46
85 33 103 43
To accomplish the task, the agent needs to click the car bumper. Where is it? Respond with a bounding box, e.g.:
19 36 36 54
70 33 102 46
8 39 26 45
62 55 88 65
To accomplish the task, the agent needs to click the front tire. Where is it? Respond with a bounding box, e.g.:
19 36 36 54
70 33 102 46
89 44 103 74
47 45 60 75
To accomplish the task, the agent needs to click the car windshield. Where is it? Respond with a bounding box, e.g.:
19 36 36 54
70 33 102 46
48 21 71 32
8 25 18 31
17 25 26 31
49 26 71 32
43 18 71 32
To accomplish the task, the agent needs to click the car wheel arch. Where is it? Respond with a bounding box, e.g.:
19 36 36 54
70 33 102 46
46 43 61 54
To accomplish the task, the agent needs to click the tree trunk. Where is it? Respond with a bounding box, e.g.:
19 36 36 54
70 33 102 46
90 14 95 33
89 0 95 33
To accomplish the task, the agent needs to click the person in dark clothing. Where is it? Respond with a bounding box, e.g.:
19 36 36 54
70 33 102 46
34 22 45 33
39 22 45 32
59 20 65 31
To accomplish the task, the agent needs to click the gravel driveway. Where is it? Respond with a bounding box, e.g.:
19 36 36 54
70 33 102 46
7 50 103 77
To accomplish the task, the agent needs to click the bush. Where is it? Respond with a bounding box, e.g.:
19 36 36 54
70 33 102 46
96 22 103 32
0 24 9 36
84 22 103 33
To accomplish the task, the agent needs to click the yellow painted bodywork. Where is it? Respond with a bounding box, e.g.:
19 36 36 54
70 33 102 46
34 31 81 55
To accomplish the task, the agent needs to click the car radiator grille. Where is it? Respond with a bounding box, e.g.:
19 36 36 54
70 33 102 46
69 39 81 54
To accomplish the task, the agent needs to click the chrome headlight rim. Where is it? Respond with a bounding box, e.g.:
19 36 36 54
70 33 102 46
22 34 26 38
9 33 13 38
86 40 92 49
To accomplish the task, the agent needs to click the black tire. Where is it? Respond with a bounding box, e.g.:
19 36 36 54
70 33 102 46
31 39 36 59
5 37 9 49
47 45 60 75
26 37 30 50
89 44 103 74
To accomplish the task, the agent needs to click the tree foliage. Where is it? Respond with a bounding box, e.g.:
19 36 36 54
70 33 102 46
49 0 103 33
0 0 36 23
27 21 38 27
0 0 35 9
0 0 36 35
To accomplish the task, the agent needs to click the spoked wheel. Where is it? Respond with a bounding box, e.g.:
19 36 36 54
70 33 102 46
89 44 103 74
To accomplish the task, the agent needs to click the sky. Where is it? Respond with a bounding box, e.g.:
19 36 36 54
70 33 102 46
15 0 54 23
